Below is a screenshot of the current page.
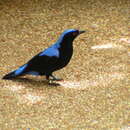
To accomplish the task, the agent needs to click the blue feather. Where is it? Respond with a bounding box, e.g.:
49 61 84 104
15 64 27 75
26 71 39 76
39 29 76 57
39 47 59 57
55 29 76 48
3 29 85 80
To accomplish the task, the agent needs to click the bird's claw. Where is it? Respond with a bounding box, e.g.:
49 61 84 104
46 75 63 82
47 75 62 85
50 75 63 81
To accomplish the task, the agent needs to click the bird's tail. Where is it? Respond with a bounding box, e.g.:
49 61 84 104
3 64 27 79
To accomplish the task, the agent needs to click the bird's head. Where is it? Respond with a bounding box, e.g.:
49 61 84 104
62 29 85 39
56 29 85 47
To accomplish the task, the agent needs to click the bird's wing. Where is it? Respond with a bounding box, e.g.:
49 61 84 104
25 47 60 73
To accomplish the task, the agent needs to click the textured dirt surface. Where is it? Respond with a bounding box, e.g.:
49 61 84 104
0 0 130 129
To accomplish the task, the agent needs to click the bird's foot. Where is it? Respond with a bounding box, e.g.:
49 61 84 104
50 75 63 81
46 75 63 81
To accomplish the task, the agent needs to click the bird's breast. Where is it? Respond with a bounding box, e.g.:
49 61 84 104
58 47 73 67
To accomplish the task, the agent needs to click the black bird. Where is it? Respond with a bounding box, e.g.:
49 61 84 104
3 29 85 80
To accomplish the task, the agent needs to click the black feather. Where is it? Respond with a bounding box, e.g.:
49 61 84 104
3 29 85 80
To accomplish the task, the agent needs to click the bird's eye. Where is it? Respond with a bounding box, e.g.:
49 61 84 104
72 32 78 36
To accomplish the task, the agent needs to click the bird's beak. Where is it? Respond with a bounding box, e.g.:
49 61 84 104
79 30 86 34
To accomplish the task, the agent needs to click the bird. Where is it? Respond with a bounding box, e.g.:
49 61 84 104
3 29 85 81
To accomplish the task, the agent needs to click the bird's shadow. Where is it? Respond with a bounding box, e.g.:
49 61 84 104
10 77 61 87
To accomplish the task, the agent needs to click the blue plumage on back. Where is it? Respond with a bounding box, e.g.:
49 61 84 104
55 29 77 48
39 47 59 57
39 29 76 58
3 29 85 81
39 29 77 57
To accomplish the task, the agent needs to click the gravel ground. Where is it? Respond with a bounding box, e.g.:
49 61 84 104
0 0 130 129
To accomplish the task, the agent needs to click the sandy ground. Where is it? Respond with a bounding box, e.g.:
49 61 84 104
0 0 130 129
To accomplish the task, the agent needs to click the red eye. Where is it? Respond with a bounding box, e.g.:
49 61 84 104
72 32 78 36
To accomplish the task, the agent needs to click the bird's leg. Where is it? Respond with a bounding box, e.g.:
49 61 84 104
50 74 63 81
46 75 50 80
46 74 63 81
